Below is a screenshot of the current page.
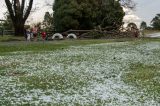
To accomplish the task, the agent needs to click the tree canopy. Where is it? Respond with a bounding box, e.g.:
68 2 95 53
1 12 14 30
53 0 125 32
151 14 160 30
43 12 54 31
140 21 147 30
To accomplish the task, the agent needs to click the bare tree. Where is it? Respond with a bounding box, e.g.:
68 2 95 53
5 0 33 36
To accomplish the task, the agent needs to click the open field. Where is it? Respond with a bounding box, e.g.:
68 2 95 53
143 30 160 35
0 39 160 105
0 35 24 42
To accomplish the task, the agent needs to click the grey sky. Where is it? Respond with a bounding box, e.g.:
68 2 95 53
0 0 53 24
133 0 160 25
0 0 160 26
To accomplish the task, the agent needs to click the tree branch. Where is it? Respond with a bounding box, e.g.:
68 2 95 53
23 0 33 21
13 0 17 16
5 0 15 22
21 0 26 17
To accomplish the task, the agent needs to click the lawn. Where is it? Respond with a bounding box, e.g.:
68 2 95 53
0 35 24 42
0 38 160 105
143 29 160 35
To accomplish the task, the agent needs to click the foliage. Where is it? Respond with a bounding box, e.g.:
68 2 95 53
43 12 54 31
140 21 147 30
151 14 160 30
2 12 14 30
53 0 125 32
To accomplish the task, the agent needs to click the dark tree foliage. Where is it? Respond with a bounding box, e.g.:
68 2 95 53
53 0 125 32
43 12 54 31
95 0 125 29
151 14 160 30
140 21 147 30
5 0 33 36
1 12 14 30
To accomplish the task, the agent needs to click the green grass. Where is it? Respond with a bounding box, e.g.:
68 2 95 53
0 38 160 105
0 35 24 42
143 29 160 35
18 73 89 92
0 38 159 55
0 39 129 54
123 63 160 102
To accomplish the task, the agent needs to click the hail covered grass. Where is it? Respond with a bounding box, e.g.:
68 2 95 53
0 41 160 105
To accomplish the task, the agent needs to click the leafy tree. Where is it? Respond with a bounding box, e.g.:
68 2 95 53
2 12 14 30
43 12 54 31
151 14 160 30
53 0 80 32
95 0 125 29
5 0 33 36
140 21 147 30
0 20 5 35
0 20 5 29
53 0 125 32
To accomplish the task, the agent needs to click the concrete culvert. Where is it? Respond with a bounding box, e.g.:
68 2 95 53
67 33 77 39
52 33 64 40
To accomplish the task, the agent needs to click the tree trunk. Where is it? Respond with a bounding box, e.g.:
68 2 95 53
14 22 25 36
5 0 33 36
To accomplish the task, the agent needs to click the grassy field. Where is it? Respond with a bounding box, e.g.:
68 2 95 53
0 35 24 42
0 38 160 105
0 38 142 54
143 29 160 35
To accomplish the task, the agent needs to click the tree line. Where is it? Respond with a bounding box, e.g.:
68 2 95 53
53 0 124 32
7 0 159 36
140 14 160 30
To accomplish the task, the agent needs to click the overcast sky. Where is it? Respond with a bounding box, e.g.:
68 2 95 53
0 0 53 24
0 0 160 26
133 0 160 26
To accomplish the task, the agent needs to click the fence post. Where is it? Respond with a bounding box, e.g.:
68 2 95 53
2 29 4 37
